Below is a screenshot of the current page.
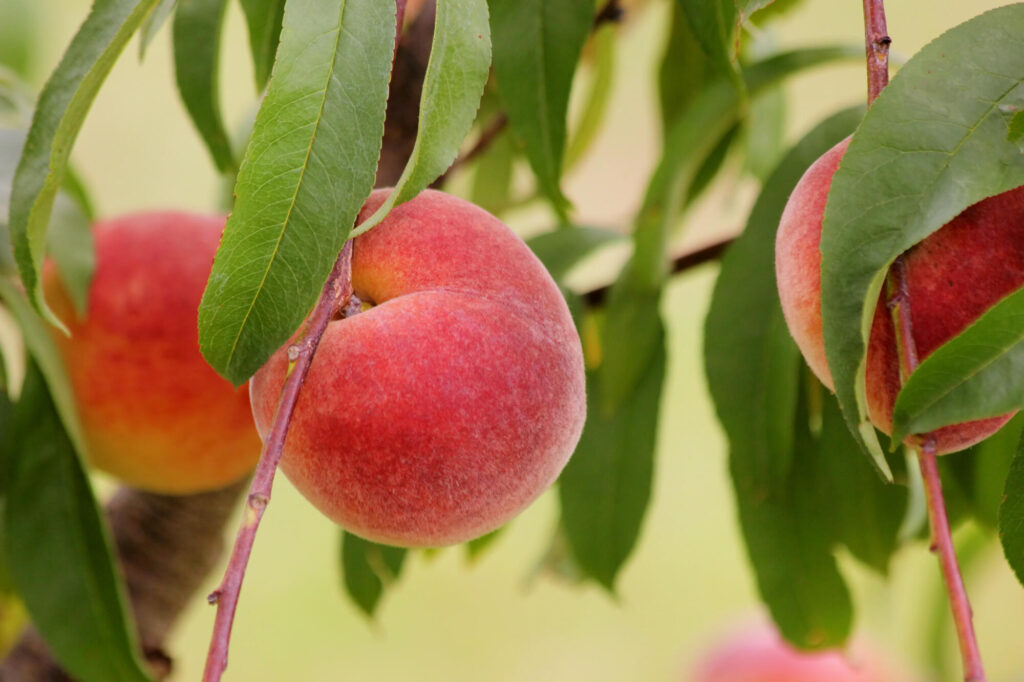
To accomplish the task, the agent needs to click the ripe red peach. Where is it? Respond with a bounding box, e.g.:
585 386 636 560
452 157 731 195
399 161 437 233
43 212 262 494
775 138 1024 453
249 189 586 547
690 621 913 682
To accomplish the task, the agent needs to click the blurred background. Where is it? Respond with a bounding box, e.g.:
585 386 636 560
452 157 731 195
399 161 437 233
6 0 1024 680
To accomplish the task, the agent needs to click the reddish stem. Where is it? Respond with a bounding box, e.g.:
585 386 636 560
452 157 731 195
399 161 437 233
201 242 353 682
885 259 986 682
862 0 891 103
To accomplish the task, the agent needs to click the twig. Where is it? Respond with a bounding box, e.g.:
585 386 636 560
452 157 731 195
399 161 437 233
201 242 354 682
582 236 734 307
862 0 891 103
867 4 983 678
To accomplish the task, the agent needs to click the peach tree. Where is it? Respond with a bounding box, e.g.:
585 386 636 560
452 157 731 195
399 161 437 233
0 0 1023 680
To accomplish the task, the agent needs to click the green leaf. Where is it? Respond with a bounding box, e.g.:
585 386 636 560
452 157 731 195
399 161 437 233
559 327 665 590
341 531 407 617
2 128 95 317
999 428 1024 588
706 106 863 492
488 0 593 217
173 0 235 172
465 527 501 561
8 0 161 331
4 363 150 682
240 0 286 91
0 279 87 454
891 285 1024 442
820 5 1024 464
564 22 615 172
469 127 515 215
817 392 906 574
743 84 786 181
198 0 395 385
0 0 40 77
526 225 624 282
706 108 865 647
603 46 860 411
351 0 491 238
137 0 176 58
737 382 853 649
676 0 739 84
658 0 712 133
945 414 1024 528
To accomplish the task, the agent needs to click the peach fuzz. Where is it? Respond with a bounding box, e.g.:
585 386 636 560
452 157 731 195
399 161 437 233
249 189 586 547
775 137 1024 454
43 212 262 494
690 621 914 682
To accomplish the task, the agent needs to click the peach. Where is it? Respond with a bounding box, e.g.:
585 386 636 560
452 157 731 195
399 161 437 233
775 138 1024 453
43 212 262 494
690 621 913 682
249 189 586 547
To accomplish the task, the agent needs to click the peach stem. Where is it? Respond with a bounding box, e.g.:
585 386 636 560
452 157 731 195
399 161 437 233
201 241 354 682
885 258 986 681
862 0 891 103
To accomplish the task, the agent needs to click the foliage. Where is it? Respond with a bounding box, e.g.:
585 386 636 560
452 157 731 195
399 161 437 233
2 0 1024 677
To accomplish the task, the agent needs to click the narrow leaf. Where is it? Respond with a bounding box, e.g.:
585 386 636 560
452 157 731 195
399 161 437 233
676 0 739 84
892 286 1024 441
173 0 234 172
968 414 1023 528
706 108 865 646
526 226 624 282
488 0 593 217
198 0 395 384
4 363 150 682
603 46 860 410
559 332 665 590
351 0 491 238
659 0 712 132
240 0 286 91
821 5 1024 461
999 429 1024 587
736 383 852 649
9 0 161 330
817 393 906 574
340 531 407 617
564 22 615 172
2 128 95 315
138 0 176 58
469 127 514 215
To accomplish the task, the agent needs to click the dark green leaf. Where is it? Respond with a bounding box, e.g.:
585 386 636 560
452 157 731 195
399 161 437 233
526 226 624 282
137 0 176 58
488 0 593 217
559 329 665 590
0 279 87 455
659 0 712 132
469 128 515 215
684 123 739 208
743 85 786 181
676 0 738 84
951 414 1024 528
602 47 860 410
240 0 285 91
173 0 234 172
4 363 150 682
2 128 95 317
891 286 1024 442
341 531 407 617
351 0 491 237
999 428 1024 587
9 0 161 331
736 383 853 649
817 393 906 574
821 6 1024 463
564 22 615 171
198 0 395 384
706 108 864 647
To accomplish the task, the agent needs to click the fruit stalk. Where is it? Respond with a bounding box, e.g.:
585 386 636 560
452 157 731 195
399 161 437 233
202 242 354 682
865 2 985 678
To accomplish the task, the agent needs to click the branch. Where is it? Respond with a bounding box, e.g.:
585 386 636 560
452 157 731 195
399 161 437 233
202 244 354 682
862 0 891 104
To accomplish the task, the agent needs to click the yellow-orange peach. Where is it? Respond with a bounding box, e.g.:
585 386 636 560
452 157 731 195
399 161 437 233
776 138 1023 453
250 189 586 547
43 212 262 494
